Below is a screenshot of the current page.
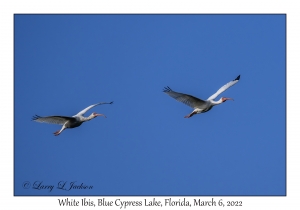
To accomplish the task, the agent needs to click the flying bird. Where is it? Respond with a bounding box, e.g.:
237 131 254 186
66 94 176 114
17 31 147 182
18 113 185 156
32 102 113 136
163 75 240 118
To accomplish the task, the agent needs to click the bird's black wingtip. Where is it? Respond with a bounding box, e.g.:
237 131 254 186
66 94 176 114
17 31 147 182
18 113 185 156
235 75 240 81
163 86 172 92
110 101 113 104
32 114 40 121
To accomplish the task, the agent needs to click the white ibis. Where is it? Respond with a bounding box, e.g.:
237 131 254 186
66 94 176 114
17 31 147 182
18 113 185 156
163 75 240 118
32 102 113 136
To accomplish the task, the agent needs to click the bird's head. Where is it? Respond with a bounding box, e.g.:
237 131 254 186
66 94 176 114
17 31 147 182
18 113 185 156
221 97 234 103
92 112 106 118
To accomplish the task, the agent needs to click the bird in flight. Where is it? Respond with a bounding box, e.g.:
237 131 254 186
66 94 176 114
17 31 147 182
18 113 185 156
32 102 113 136
163 75 240 118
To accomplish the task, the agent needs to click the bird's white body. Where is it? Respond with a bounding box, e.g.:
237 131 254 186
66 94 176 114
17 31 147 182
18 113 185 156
32 102 113 136
163 75 240 118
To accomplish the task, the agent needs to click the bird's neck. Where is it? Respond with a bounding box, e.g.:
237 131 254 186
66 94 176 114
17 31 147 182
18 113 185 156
210 98 223 105
82 114 95 122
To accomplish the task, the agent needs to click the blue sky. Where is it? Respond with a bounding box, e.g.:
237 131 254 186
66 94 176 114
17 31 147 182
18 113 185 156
14 14 285 196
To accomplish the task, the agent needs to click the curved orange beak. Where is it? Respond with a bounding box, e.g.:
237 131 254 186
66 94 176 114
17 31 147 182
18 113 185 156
94 113 107 118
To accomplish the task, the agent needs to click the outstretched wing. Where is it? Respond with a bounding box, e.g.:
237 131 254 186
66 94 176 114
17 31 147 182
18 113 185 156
207 75 240 100
163 86 207 108
32 115 75 125
73 101 113 117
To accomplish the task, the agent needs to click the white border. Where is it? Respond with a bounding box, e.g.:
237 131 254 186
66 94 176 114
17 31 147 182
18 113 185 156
1 0 297 209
